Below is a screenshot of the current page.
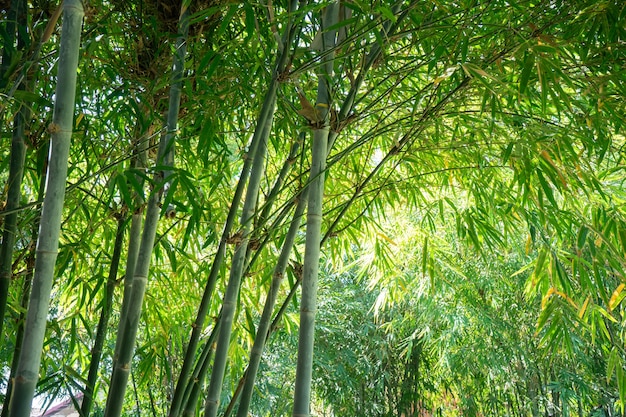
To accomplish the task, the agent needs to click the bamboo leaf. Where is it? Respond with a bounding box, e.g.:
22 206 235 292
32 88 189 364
536 169 557 207
608 283 626 311
519 52 534 95
243 3 256 39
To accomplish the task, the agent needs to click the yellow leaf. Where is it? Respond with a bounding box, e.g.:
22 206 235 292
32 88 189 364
541 287 557 309
75 112 84 128
297 92 321 123
376 232 397 246
609 283 625 311
578 296 590 319
525 233 532 255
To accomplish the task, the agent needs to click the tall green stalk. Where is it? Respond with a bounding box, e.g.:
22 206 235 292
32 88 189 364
292 4 339 416
0 0 21 89
103 7 189 417
203 95 275 417
169 3 303 416
113 123 148 366
236 188 308 417
0 0 29 342
2 136 48 417
1 237 34 417
80 215 126 417
8 1 83 416
181 320 220 417
167 128 260 417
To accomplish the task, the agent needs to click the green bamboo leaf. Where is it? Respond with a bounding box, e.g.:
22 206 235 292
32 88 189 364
161 176 179 217
243 3 255 39
519 52 534 95
618 366 626 413
115 172 132 207
198 50 222 78
375 6 397 22
421 236 428 279
217 4 239 38
428 46 445 73
607 346 619 380
534 44 558 54
12 89 52 107
552 255 570 293
536 169 557 207
502 142 515 164
536 60 549 112
460 33 468 62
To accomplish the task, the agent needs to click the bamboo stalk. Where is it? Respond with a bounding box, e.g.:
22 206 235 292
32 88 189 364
167 137 257 417
243 134 304 275
236 189 308 417
231 9 414 411
113 122 149 365
80 215 126 417
2 133 48 416
292 4 339 416
1 244 33 417
0 0 29 342
0 0 20 89
103 6 190 417
8 1 84 416
180 319 220 416
169 2 304 414
203 95 275 417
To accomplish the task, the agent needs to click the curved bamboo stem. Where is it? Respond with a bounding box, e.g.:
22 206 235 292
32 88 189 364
203 92 274 417
236 189 308 417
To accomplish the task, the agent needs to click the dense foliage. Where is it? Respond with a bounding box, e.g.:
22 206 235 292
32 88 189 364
1 0 625 416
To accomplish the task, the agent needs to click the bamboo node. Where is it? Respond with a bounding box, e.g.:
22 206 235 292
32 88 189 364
249 238 261 251
226 230 243 245
291 261 303 279
165 204 177 219
48 123 62 134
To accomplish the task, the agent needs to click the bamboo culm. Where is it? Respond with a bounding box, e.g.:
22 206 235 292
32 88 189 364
0 0 29 342
2 140 48 416
8 2 84 416
236 189 309 417
80 216 126 417
103 7 189 417
181 320 220 417
169 1 303 413
203 99 275 417
292 3 339 416
168 106 265 417
113 123 149 365
1 251 32 417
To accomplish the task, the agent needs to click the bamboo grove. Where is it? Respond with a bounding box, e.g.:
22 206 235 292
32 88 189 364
1 0 625 416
